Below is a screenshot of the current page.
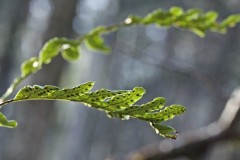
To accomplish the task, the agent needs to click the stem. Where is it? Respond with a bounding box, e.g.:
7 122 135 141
76 20 138 42
0 76 26 101
0 99 16 108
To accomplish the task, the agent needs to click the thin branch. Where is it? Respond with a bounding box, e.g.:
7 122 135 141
125 87 240 160
0 76 26 101
0 99 15 108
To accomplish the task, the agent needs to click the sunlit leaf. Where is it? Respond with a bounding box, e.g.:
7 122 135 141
84 35 110 53
170 6 184 17
150 123 178 139
39 38 63 64
61 46 80 62
126 7 240 37
205 11 218 23
12 82 186 138
142 104 186 123
21 57 40 77
39 38 79 64
221 14 240 27
0 112 17 128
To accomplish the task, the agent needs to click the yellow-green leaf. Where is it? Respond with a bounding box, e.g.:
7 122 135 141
0 112 17 128
61 46 80 62
150 123 177 139
21 57 40 77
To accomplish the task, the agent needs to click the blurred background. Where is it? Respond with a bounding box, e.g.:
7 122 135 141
0 0 240 160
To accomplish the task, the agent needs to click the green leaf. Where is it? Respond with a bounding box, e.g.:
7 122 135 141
14 81 95 100
111 97 166 116
221 14 240 27
0 112 17 128
84 35 110 53
21 57 41 77
61 46 80 62
130 7 240 37
12 82 186 138
205 11 218 23
190 28 205 37
184 8 202 21
39 38 63 64
170 6 184 17
150 123 178 139
142 104 186 123
39 37 79 64
84 26 111 53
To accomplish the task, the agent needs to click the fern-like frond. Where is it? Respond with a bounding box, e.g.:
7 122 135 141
3 82 186 139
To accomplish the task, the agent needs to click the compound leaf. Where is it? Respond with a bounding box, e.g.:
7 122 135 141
126 6 240 37
11 82 186 138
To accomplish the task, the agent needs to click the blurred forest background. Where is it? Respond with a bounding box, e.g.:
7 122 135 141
0 0 240 160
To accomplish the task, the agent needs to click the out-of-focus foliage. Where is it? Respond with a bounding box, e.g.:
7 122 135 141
129 6 240 37
39 37 80 64
17 6 240 80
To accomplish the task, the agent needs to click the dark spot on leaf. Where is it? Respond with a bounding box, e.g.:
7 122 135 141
136 94 140 96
